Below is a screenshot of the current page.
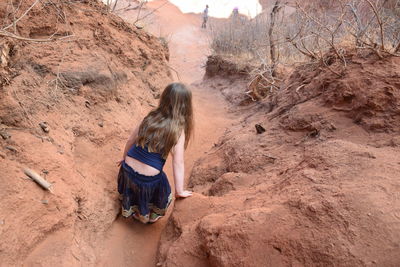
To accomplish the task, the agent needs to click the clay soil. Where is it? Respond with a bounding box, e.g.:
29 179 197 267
157 41 400 267
1 0 400 267
0 0 177 265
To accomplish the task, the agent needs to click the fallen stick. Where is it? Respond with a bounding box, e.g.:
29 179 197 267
24 168 53 193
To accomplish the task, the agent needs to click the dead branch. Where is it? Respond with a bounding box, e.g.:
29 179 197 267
112 0 119 12
134 0 168 24
113 3 140 13
2 0 41 31
247 75 264 101
364 0 385 50
11 86 35 127
301 36 319 59
395 42 400 53
166 64 181 82
48 0 67 23
8 0 21 34
55 49 67 92
347 2 362 36
321 57 343 77
269 0 283 76
1 0 75 42
295 84 305 93
295 2 345 62
135 0 146 22
247 60 282 101
24 168 53 192
346 2 377 46
0 29 73 42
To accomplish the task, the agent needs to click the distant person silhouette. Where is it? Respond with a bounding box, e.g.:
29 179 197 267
232 6 239 23
233 6 239 17
202 5 209 29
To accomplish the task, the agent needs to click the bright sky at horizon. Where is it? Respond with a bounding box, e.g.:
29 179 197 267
151 0 263 18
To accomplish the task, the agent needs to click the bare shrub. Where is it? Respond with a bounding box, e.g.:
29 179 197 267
209 0 400 100
289 0 400 61
209 12 271 60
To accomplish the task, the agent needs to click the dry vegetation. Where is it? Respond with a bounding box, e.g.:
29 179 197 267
209 0 400 100
0 0 158 41
0 0 81 42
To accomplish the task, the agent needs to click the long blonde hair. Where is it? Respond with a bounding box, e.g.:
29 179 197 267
136 83 193 158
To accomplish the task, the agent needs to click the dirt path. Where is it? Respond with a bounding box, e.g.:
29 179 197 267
97 2 234 266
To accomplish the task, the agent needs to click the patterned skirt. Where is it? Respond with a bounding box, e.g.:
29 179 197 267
117 161 172 223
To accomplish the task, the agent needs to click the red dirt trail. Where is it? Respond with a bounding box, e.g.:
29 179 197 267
96 1 235 266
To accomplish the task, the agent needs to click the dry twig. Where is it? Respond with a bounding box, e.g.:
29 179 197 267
364 0 385 50
134 0 168 24
2 0 41 31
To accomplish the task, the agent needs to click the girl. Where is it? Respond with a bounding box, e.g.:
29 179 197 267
117 83 193 224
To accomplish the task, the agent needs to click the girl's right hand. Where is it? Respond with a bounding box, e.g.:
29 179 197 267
175 190 193 198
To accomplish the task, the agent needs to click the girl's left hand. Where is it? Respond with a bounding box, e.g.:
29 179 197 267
175 190 193 198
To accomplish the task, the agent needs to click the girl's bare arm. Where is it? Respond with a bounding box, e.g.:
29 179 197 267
171 132 192 198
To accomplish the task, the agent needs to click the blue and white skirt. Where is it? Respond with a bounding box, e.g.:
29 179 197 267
117 162 172 223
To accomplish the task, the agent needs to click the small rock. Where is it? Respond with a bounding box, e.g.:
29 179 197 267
135 21 144 29
0 130 11 140
0 219 4 225
42 170 49 175
0 153 5 159
265 154 277 161
41 200 49 205
98 122 104 128
367 213 372 216
255 124 266 134
43 136 53 143
39 122 50 133
85 100 91 108
330 123 336 131
5 146 17 153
